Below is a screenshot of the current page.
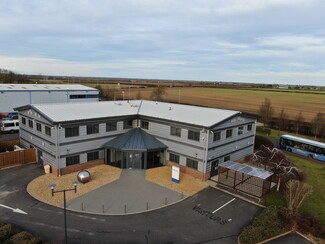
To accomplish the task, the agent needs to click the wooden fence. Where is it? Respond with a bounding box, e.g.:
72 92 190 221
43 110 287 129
0 148 37 169
0 140 20 152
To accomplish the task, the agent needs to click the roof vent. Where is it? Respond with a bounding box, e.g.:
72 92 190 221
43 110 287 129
169 107 172 111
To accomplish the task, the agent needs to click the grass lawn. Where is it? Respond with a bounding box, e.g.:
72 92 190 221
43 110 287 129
287 154 325 226
262 154 325 226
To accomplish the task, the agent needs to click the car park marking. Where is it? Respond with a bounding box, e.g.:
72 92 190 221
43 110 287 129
212 198 236 213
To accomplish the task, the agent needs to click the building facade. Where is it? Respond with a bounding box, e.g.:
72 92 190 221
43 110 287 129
15 100 256 179
0 84 99 114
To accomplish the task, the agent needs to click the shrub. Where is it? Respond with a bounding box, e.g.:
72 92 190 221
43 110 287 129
296 214 325 238
8 231 41 244
239 206 290 244
0 224 18 242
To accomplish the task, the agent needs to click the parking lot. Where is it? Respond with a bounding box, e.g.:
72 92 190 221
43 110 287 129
0 164 263 243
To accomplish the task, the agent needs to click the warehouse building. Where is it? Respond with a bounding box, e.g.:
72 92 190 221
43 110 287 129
0 84 99 115
14 100 256 180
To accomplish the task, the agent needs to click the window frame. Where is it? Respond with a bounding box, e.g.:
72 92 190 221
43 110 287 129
238 126 244 135
186 158 198 170
87 124 99 135
45 126 51 136
66 155 80 166
213 131 221 142
22 117 26 125
28 120 33 128
123 120 133 129
106 121 117 132
226 129 233 138
169 153 180 164
188 130 200 142
87 151 99 162
170 126 181 137
65 126 79 138
247 124 253 131
36 122 42 132
141 120 149 130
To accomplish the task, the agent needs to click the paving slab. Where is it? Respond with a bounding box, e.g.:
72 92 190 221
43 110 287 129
66 169 184 214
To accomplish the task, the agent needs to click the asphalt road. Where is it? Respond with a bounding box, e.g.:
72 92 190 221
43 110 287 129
0 132 19 142
0 164 263 243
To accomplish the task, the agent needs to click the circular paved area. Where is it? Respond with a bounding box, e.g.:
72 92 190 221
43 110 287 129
67 169 184 214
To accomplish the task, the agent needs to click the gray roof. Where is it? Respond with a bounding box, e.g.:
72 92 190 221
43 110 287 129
103 128 167 151
219 161 273 180
15 100 240 127
0 84 97 91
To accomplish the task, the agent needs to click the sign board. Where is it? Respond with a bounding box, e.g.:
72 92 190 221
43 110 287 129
172 165 180 183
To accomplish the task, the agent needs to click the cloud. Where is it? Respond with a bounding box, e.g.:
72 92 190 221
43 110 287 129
0 0 325 85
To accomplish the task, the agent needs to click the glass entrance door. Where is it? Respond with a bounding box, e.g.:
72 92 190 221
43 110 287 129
128 152 142 169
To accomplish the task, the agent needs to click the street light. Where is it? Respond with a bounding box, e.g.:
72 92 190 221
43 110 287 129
49 181 78 244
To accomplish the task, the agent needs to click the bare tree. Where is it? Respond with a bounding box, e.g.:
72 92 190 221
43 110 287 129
247 145 306 191
285 180 313 212
278 108 288 131
259 97 274 127
294 111 304 134
311 112 324 140
150 86 166 101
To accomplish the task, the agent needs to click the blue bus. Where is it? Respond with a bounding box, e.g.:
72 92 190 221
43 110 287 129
278 135 325 162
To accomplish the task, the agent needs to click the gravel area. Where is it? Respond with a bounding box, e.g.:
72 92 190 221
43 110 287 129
28 165 207 207
146 166 208 196
27 165 121 206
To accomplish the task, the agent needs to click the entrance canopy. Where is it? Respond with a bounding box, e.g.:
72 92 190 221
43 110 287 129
103 128 167 151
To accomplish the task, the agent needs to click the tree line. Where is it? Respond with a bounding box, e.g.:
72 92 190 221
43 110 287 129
0 68 31 83
259 97 325 140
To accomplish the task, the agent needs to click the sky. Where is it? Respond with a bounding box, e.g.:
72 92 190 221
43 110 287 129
0 0 325 86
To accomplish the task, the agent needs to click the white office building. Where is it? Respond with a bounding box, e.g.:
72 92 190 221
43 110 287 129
15 100 256 179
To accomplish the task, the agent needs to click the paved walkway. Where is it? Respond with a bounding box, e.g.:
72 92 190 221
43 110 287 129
66 169 184 214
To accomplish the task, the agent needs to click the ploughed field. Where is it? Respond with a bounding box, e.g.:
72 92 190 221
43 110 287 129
84 82 325 122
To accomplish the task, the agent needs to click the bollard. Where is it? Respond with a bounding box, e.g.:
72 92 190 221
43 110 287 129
81 202 84 211
124 204 127 214
181 192 183 199
165 197 167 205
102 204 105 213
146 201 149 210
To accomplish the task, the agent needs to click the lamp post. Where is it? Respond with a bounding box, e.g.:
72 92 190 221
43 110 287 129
49 181 78 244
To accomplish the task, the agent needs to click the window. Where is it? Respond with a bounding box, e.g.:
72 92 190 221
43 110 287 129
87 124 99 134
45 126 51 136
226 129 233 138
224 155 230 162
69 94 99 99
170 126 181 137
169 153 180 164
4 123 14 127
124 120 133 129
188 130 200 141
66 155 80 166
87 151 99 161
106 121 117 132
65 127 79 138
36 122 42 132
213 131 221 141
28 120 33 128
247 124 253 131
186 158 198 170
15 122 19 126
141 120 149 130
238 126 244 135
22 117 26 125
